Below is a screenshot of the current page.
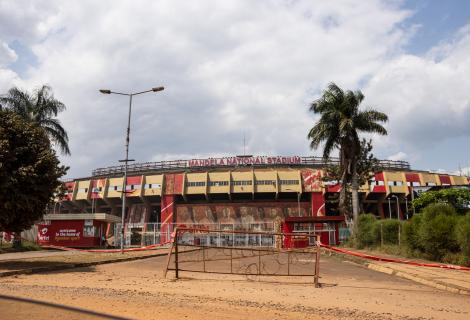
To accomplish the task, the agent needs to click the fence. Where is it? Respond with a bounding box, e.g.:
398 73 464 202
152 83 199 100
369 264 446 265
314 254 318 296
113 222 275 248
92 156 410 177
164 228 321 287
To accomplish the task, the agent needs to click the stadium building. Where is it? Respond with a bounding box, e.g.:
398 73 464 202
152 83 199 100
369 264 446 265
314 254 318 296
38 155 470 248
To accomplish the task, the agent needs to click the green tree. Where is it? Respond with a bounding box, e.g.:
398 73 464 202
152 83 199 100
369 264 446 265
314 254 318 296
308 83 388 225
0 85 71 155
323 138 379 213
412 188 470 214
0 111 67 235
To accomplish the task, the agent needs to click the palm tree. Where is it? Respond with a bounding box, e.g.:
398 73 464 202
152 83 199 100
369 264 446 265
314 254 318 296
0 85 70 155
308 82 387 226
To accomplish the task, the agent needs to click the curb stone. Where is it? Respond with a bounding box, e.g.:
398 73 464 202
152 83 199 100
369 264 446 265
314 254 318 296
324 249 470 296
367 263 470 296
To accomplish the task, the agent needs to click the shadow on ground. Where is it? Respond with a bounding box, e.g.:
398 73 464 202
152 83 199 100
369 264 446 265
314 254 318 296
0 294 130 320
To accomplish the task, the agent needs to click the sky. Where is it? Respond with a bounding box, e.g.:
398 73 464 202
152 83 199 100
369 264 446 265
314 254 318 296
0 0 469 178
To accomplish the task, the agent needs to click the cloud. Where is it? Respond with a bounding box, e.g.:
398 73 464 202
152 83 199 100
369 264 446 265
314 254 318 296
387 151 407 161
365 23 470 165
2 0 468 177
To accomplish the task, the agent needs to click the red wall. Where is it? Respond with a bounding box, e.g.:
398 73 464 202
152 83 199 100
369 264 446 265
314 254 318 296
63 182 75 201
90 179 106 199
439 175 451 185
164 173 183 195
37 220 105 247
311 192 325 216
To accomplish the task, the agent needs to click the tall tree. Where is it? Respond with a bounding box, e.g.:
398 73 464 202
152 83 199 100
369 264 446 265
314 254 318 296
0 85 71 155
0 110 67 234
323 138 379 213
308 83 388 226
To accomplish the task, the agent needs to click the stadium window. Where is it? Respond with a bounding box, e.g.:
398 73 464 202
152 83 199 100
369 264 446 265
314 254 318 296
387 181 394 186
187 181 206 187
232 180 252 186
412 182 421 187
209 181 229 187
377 181 384 186
279 180 299 185
255 180 276 186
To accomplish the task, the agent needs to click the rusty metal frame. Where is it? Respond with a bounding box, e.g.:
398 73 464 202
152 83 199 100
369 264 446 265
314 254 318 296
164 227 321 287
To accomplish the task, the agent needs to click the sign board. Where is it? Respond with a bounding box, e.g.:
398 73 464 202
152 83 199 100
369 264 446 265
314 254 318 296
188 156 301 168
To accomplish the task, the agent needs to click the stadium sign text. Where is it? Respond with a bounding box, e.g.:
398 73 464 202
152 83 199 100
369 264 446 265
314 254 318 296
188 156 301 167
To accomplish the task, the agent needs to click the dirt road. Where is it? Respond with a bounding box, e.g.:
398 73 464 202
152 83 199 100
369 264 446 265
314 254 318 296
0 254 468 319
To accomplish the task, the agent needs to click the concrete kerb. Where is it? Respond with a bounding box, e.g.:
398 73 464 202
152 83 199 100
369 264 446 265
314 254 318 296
322 248 470 296
0 251 169 278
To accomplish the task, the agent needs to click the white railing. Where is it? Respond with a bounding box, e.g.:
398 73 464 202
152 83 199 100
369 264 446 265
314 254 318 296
114 222 275 248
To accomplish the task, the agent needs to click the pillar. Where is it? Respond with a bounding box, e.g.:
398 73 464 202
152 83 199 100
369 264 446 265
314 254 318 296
311 192 325 216
160 194 175 244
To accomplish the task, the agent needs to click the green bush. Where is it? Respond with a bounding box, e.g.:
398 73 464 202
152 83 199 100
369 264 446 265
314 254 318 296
455 213 470 258
354 214 379 249
379 219 402 245
418 204 459 260
403 214 422 251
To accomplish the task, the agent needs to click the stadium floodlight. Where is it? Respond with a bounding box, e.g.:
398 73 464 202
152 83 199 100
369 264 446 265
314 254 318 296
100 86 165 253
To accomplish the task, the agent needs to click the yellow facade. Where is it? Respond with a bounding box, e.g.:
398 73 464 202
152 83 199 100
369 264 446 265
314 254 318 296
450 175 468 185
143 174 163 196
208 172 230 194
75 180 91 200
278 170 302 193
254 170 278 193
107 177 124 198
185 172 208 195
383 171 408 195
420 172 440 186
62 168 469 203
231 170 254 193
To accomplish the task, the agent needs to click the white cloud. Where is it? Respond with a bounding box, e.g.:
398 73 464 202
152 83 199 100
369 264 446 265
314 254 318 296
365 23 470 164
1 0 468 177
387 151 407 161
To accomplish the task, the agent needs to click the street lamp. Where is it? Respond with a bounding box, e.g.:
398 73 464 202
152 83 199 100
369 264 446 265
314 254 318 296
100 86 165 253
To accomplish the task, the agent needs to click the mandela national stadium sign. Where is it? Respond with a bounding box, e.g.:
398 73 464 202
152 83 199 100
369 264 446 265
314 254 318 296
187 156 302 167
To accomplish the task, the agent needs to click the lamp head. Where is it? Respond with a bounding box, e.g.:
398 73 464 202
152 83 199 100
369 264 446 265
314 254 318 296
99 89 111 94
152 86 164 92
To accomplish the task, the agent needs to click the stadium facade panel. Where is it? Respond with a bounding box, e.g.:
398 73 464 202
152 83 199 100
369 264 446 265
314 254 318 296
44 155 470 247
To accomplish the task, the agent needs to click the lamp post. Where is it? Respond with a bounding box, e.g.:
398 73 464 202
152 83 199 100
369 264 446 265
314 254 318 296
100 86 164 253
388 197 392 219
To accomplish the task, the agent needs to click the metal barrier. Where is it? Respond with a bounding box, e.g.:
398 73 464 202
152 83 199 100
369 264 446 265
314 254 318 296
164 228 321 287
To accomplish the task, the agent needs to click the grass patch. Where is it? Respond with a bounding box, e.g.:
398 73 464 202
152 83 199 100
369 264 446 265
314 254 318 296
0 240 42 254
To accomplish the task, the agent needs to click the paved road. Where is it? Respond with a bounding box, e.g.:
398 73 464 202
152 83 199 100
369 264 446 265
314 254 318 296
1 253 469 319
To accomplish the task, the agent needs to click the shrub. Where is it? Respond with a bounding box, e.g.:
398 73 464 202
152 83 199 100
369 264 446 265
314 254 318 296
403 214 422 251
354 214 379 249
418 204 459 260
379 219 402 245
455 213 470 258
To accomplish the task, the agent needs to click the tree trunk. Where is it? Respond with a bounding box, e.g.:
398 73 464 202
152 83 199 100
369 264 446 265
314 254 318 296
351 161 359 234
338 148 349 217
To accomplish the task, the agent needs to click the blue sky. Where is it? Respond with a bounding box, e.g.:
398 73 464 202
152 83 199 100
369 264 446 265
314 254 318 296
403 0 470 54
0 0 469 177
